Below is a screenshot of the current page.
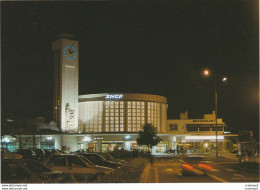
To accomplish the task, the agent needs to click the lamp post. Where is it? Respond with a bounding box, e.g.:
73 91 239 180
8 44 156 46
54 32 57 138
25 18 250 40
203 69 227 163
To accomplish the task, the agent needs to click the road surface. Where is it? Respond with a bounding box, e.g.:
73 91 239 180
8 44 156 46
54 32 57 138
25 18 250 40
141 155 260 183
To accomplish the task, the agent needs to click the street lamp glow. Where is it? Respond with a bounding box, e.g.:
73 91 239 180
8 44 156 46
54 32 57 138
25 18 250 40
203 69 210 76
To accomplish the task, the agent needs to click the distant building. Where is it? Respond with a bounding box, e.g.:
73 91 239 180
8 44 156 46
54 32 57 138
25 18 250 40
168 111 237 153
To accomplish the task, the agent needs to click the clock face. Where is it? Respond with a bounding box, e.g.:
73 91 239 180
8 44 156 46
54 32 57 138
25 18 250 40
64 45 77 61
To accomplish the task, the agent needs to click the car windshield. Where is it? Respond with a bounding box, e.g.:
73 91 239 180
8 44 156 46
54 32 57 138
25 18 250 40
79 156 94 165
67 156 86 167
48 156 67 166
99 153 111 161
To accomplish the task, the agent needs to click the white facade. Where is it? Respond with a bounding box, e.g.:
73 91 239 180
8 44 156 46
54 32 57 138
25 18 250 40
78 93 168 133
52 35 79 133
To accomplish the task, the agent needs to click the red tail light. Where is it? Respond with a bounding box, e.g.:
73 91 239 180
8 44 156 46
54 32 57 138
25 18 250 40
198 163 213 171
181 163 194 171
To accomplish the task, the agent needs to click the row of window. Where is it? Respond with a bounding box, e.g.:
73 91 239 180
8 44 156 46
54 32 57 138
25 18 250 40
79 101 162 132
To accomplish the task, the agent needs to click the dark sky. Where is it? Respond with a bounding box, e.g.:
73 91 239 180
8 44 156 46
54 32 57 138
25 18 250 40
1 1 259 136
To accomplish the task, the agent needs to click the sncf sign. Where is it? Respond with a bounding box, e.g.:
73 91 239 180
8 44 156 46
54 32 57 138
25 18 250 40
105 94 123 99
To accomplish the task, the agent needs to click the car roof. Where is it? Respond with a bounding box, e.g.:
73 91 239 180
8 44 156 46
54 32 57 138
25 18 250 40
2 159 40 162
50 154 81 157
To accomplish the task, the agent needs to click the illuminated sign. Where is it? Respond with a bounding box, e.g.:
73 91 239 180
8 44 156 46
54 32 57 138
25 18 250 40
124 135 132 140
105 94 123 99
192 119 215 122
95 137 104 140
185 136 224 140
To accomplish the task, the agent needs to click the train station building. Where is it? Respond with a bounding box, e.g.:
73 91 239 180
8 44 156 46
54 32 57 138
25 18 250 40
2 35 237 154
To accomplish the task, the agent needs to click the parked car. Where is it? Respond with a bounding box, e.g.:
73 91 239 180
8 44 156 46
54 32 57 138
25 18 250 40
13 149 37 160
77 153 123 169
43 149 52 158
34 149 46 160
43 154 114 181
1 159 63 183
180 156 213 176
51 149 65 155
96 152 127 165
1 147 22 159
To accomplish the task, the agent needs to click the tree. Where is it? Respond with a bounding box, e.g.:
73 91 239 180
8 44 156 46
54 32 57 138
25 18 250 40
136 123 162 153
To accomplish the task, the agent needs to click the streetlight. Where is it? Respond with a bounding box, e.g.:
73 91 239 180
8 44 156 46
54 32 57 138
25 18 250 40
203 69 227 162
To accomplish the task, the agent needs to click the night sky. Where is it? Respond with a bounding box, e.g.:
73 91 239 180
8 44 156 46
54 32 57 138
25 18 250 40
2 1 259 136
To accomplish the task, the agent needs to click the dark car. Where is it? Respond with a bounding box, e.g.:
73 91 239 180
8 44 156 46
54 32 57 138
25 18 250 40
43 154 113 181
34 149 46 160
1 147 22 159
77 153 122 169
13 149 37 160
96 152 127 165
43 149 52 158
180 156 213 176
1 159 63 183
51 149 65 155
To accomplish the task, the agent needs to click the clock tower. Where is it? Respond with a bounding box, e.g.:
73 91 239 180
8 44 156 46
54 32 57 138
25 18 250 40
52 34 79 132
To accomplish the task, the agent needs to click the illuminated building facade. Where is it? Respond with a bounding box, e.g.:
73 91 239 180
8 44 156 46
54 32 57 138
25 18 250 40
78 93 168 133
1 35 237 154
52 34 79 133
167 111 237 153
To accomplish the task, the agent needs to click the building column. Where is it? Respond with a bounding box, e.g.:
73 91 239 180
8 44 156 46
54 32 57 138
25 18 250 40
172 136 177 150
152 146 156 154
124 141 131 151
61 135 78 152
96 140 102 152
54 135 61 150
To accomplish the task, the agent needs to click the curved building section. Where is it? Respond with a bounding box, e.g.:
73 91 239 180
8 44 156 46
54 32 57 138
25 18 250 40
78 93 168 133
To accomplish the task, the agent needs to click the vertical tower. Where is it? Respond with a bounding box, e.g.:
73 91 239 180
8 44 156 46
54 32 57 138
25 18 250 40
52 34 79 132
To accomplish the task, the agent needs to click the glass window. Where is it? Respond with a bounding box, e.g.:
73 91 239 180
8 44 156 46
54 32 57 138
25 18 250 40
48 156 67 166
68 156 86 167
